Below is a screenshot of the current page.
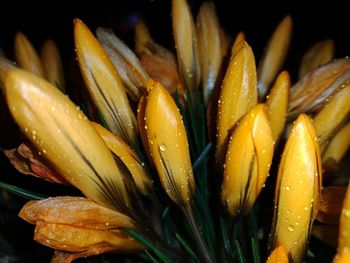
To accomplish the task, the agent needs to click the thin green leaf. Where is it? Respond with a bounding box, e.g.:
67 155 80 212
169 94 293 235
251 237 260 263
193 142 213 170
145 250 160 263
175 233 200 262
235 240 246 263
0 181 45 200
220 217 234 262
122 228 175 263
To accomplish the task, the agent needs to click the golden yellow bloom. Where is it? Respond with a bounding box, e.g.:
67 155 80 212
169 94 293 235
269 114 322 263
41 39 65 92
172 0 200 91
74 18 138 145
216 40 257 167
266 246 289 263
231 31 245 55
0 57 16 89
334 252 350 263
266 71 290 142
4 69 131 212
335 183 350 258
258 15 292 98
221 104 273 216
196 1 222 105
313 84 350 153
322 123 350 163
298 39 334 78
91 121 152 195
145 79 194 207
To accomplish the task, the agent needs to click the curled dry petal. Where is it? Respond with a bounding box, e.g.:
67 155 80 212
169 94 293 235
96 27 148 101
322 123 350 163
19 196 135 230
336 183 350 257
172 0 201 91
266 246 289 263
289 58 350 117
196 1 222 106
266 71 290 142
216 41 257 167
91 121 152 195
269 114 322 263
298 39 334 79
74 19 138 145
14 31 45 78
135 21 154 55
317 186 346 225
258 15 292 99
313 84 350 153
4 69 131 212
145 79 194 207
34 222 142 252
221 104 273 217
41 39 65 92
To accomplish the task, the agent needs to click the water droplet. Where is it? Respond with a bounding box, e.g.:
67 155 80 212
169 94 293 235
285 185 291 191
159 144 167 152
287 225 294 232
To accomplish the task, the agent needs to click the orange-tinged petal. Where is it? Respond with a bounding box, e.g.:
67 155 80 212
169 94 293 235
313 84 350 153
74 19 138 145
299 39 334 79
216 41 257 167
322 123 350 163
4 69 131 212
266 71 290 142
266 246 288 263
145 80 194 207
34 222 143 252
91 122 152 195
172 0 200 91
19 196 135 230
334 252 350 263
41 39 65 92
221 104 273 216
14 31 45 78
337 183 350 256
258 16 292 99
269 114 322 263
197 1 222 105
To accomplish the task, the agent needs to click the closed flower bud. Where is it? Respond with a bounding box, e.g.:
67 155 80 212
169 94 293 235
266 246 289 263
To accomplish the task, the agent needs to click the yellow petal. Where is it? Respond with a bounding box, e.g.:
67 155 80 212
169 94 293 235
313 84 350 153
219 27 230 58
258 15 292 99
172 0 200 91
19 196 135 230
337 183 350 256
4 69 131 212
135 20 154 55
289 58 350 117
216 40 257 167
196 1 222 105
334 252 350 263
96 27 148 101
145 80 194 207
41 39 65 92
14 31 45 78
266 246 289 263
299 39 334 79
322 123 350 163
0 57 17 90
137 94 153 163
91 121 152 195
74 19 138 145
34 222 143 252
269 114 322 263
221 104 273 216
266 71 290 142
231 31 245 56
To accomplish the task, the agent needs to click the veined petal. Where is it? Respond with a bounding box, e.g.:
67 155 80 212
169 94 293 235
135 21 154 55
0 57 17 89
298 39 334 79
14 31 45 78
322 123 350 163
145 80 194 207
4 69 131 212
269 114 322 263
231 31 245 55
137 94 153 163
172 0 201 91
266 71 290 142
96 27 148 101
74 19 138 145
216 41 257 167
91 122 152 195
336 183 350 257
34 222 142 252
266 246 288 263
313 84 350 153
197 1 222 106
258 15 292 99
19 196 135 230
41 39 65 92
221 104 273 216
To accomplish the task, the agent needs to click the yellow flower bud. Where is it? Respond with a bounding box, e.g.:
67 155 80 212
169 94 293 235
266 246 289 263
336 183 350 257
322 123 350 163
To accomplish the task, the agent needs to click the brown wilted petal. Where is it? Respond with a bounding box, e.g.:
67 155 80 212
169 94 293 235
317 187 346 225
50 249 117 263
